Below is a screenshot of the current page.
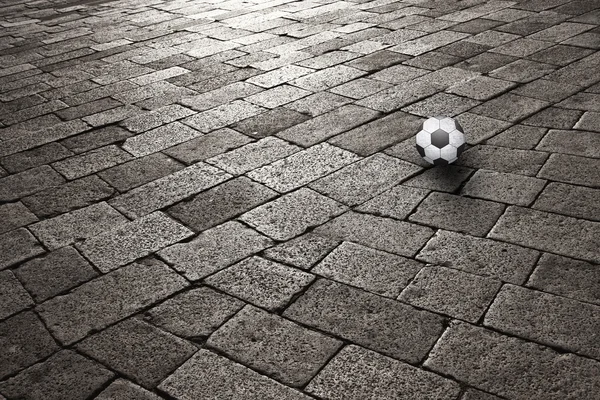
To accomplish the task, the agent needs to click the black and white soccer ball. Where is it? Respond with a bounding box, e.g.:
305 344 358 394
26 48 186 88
416 116 466 166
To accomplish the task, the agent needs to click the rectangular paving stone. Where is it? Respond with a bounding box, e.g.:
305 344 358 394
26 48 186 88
247 143 360 193
167 177 277 232
533 182 599 221
355 185 430 220
51 145 132 179
110 162 231 219
489 59 556 84
60 125 133 154
77 211 192 272
144 287 244 339
0 165 65 201
277 104 380 147
22 175 116 218
158 349 312 400
245 84 311 109
207 305 341 387
240 188 348 241
404 165 474 193
523 107 583 129
56 97 122 121
120 104 195 133
285 91 353 117
0 202 38 235
290 65 366 91
284 279 445 363
470 93 549 122
528 253 600 306
181 82 263 111
0 120 89 157
410 192 505 237
182 100 265 133
246 64 314 88
232 107 310 138
390 30 469 55
37 262 188 345
456 144 548 176
0 142 73 174
0 270 34 320
262 233 340 270
159 221 273 281
0 228 45 270
122 122 204 157
95 379 163 400
130 66 189 85
400 266 501 322
486 124 547 150
485 284 600 359
328 111 423 156
78 318 197 388
537 153 600 188
309 153 421 206
163 128 252 164
29 202 128 250
489 206 600 263
535 129 600 158
306 345 460 400
356 80 438 113
424 322 600 400
316 211 434 257
461 169 546 206
0 311 59 380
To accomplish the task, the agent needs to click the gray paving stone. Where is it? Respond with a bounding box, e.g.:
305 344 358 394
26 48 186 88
245 84 311 108
355 185 430 220
0 350 113 400
485 124 548 149
574 111 600 132
262 232 340 270
284 279 445 363
461 169 546 206
411 67 481 90
182 100 265 133
231 107 310 138
163 128 252 164
457 112 513 145
78 318 197 388
328 111 422 156
313 241 422 298
22 175 116 218
410 192 504 237
51 145 132 180
400 266 501 322
470 93 549 122
122 122 204 157
56 97 122 121
390 30 469 55
403 92 481 118
0 311 59 380
309 153 421 206
277 104 380 147
461 389 504 400
447 75 515 101
417 230 539 284
158 349 312 400
528 253 600 305
485 284 600 359
424 322 600 400
240 188 347 241
489 59 556 83
329 77 391 99
306 345 461 400
208 305 341 386
489 206 600 263
523 107 583 129
285 91 353 116
60 125 133 154
0 142 73 173
345 49 410 71
77 211 192 272
536 129 600 157
0 202 38 235
404 165 473 193
512 79 580 102
247 143 360 193
207 137 301 175
110 162 231 219
538 153 600 188
403 51 462 71
533 182 600 221
456 52 518 74
357 80 438 113
159 221 273 281
15 246 97 302
37 262 188 345
144 287 244 339
120 104 195 133
456 144 548 176
0 165 65 201
290 65 366 91
181 82 263 111
0 228 45 270
0 270 33 320
246 65 314 88
95 379 163 400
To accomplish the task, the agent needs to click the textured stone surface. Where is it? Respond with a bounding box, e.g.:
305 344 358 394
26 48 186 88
0 202 38 235
461 169 546 206
95 379 163 400
533 182 600 221
0 228 45 270
262 233 340 269
0 165 65 201
0 270 33 320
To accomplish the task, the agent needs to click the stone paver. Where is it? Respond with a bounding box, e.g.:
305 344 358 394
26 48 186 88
0 270 33 320
262 233 340 270
0 228 45 270
461 169 546 206
95 379 163 400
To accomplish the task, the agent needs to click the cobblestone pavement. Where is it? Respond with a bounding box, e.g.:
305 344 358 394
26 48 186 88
1 0 600 398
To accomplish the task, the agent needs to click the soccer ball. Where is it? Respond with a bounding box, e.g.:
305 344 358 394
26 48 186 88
415 116 466 166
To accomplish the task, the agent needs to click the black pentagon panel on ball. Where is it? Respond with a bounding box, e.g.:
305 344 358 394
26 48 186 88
416 144 426 157
433 158 449 166
454 120 464 133
430 129 450 148
456 142 466 154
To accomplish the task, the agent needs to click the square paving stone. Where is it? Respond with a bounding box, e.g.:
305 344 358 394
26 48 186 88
306 345 460 400
15 246 97 302
537 153 600 188
78 318 197 388
485 124 548 149
309 153 421 206
471 93 549 122
313 241 423 298
417 230 539 284
489 206 600 263
247 142 361 192
283 279 445 363
424 322 600 400
206 256 314 311
167 177 277 232
95 379 163 400
315 211 434 257
533 182 599 221
0 270 33 320
485 284 600 359
410 192 505 237
355 185 430 220
0 228 45 270
158 349 312 400
0 202 38 235
528 253 600 306
404 165 473 193
461 169 546 206
159 221 273 281
399 266 501 322
0 350 114 400
455 144 548 176
37 262 188 345
0 311 59 380
207 305 342 387
144 287 244 339
262 232 340 270
0 165 65 201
